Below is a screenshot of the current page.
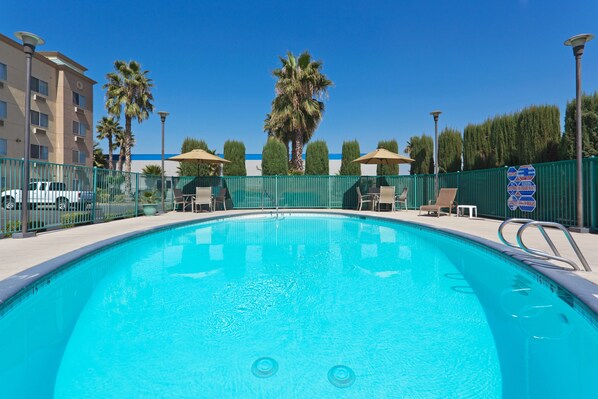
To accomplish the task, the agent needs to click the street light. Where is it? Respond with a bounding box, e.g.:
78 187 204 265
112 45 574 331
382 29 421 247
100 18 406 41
564 33 593 233
430 110 442 198
158 111 169 214
13 31 44 239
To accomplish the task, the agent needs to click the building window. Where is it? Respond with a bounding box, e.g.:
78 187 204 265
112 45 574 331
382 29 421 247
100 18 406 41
72 149 86 164
31 110 49 128
31 77 49 96
30 144 49 160
0 63 6 81
0 100 6 118
0 138 7 156
72 91 86 108
72 120 87 136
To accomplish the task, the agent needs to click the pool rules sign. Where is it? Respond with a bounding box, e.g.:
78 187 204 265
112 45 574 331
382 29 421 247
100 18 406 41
507 165 536 212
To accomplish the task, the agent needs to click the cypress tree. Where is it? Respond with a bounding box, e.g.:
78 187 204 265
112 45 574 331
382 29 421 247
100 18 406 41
305 140 329 175
438 128 462 172
516 105 561 164
262 138 288 175
178 137 210 176
405 135 434 174
223 140 247 176
561 92 598 160
489 113 517 167
463 121 491 170
339 140 361 175
376 139 399 175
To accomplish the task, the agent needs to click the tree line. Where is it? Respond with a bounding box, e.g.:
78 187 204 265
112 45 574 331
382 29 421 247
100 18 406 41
94 53 598 177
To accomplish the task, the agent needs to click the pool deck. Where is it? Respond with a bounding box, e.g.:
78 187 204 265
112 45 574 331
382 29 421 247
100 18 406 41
1 209 597 286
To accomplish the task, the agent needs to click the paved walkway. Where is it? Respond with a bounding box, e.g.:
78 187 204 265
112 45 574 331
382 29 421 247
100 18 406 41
1 209 597 284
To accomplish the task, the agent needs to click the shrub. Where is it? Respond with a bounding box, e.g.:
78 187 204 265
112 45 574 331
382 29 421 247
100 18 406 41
339 140 361 175
61 212 91 228
376 139 399 175
262 138 288 175
2 220 46 237
305 140 329 175
223 140 247 176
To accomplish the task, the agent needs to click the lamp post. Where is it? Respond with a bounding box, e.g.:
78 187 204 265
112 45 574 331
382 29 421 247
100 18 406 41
430 110 442 198
564 33 593 233
158 111 169 214
13 32 44 239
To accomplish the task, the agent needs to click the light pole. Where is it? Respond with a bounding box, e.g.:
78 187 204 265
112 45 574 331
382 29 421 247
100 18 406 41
158 111 169 214
430 110 442 198
13 32 44 239
565 33 593 233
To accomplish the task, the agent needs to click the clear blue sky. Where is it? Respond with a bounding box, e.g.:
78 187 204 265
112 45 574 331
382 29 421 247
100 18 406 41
2 0 597 155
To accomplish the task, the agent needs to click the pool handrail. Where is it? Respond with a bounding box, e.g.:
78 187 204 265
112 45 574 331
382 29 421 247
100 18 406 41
498 218 592 272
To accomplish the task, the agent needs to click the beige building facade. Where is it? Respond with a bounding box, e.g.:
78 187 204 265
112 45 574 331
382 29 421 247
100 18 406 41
0 33 95 167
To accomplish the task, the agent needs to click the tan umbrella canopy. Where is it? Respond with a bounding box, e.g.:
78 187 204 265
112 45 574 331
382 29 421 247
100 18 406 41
352 148 415 165
167 149 231 175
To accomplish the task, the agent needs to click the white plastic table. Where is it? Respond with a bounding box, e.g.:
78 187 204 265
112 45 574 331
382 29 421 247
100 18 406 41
457 205 477 219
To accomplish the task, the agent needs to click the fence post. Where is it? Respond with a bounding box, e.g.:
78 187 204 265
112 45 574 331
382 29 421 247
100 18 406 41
328 175 331 209
275 175 278 210
590 157 596 229
91 167 97 224
135 173 139 217
414 175 417 209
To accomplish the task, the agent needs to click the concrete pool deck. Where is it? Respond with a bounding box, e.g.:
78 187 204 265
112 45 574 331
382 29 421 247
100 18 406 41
1 209 597 286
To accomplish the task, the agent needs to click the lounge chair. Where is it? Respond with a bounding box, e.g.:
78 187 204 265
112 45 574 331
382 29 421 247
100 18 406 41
377 186 396 211
356 187 374 211
213 188 228 211
419 188 458 217
395 187 408 211
192 187 213 212
173 189 192 212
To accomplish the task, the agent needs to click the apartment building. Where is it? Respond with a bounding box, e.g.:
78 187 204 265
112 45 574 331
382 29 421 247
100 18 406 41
0 33 95 167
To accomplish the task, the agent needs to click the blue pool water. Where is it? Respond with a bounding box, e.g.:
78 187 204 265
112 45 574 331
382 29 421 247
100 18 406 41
0 214 597 398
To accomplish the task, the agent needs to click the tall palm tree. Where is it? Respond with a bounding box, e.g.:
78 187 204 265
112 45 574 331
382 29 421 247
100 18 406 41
95 116 122 169
103 60 154 176
265 51 332 171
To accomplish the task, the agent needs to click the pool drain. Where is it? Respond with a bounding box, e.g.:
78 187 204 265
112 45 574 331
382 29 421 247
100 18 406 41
327 365 355 388
251 357 278 378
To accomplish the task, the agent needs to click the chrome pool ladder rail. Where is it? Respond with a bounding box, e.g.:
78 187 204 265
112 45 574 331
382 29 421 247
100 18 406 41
498 218 592 272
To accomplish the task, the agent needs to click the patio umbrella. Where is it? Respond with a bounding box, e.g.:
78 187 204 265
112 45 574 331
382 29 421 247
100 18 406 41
352 148 415 165
167 149 231 175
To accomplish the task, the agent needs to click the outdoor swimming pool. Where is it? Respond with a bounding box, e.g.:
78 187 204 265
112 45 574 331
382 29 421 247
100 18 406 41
0 213 596 398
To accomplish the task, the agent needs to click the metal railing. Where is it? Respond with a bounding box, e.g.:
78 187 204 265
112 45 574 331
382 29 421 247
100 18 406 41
498 218 592 271
1 157 597 237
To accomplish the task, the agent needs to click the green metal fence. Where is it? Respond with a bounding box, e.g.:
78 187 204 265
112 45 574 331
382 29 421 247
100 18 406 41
1 157 597 237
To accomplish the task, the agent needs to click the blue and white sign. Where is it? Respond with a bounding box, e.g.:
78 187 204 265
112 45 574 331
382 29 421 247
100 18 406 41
516 164 536 181
508 195 519 211
507 165 537 212
517 180 536 196
518 195 537 212
507 167 518 181
507 181 519 196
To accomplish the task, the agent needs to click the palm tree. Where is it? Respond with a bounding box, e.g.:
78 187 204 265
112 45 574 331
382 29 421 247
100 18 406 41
103 60 154 176
95 116 122 169
115 130 134 171
265 51 332 171
141 164 163 176
93 142 108 168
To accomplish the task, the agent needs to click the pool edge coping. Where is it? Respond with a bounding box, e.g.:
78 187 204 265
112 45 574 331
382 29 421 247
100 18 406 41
1 210 597 321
